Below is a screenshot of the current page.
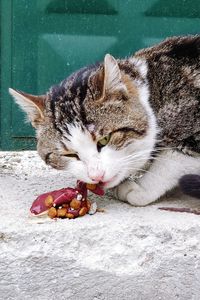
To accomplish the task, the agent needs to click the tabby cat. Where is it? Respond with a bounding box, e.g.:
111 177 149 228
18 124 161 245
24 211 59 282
9 36 200 206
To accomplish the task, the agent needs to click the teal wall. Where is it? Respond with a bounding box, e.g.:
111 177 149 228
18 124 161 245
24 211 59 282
1 0 200 150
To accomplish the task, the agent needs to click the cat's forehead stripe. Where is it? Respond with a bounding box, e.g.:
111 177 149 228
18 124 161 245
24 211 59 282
49 63 101 134
68 63 100 102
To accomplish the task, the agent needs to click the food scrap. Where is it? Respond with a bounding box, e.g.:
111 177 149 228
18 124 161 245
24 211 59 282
30 181 104 219
159 207 200 216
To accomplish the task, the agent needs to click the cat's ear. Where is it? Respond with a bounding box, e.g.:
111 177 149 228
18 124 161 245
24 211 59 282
9 88 46 127
103 54 127 94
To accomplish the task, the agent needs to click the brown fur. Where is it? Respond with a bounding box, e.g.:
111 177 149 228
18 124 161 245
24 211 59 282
135 35 200 154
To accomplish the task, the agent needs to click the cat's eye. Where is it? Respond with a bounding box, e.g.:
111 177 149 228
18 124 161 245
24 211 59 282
97 134 111 151
63 153 80 160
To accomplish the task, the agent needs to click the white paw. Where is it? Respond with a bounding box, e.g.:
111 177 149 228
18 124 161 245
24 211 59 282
113 180 134 202
115 181 155 206
126 189 154 206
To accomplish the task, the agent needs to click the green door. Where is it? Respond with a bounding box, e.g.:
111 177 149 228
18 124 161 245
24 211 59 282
1 0 200 150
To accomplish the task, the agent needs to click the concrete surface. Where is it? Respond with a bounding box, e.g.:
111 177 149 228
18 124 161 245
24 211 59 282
0 151 200 300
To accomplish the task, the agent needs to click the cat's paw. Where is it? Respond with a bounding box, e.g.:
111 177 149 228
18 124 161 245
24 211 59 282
126 189 154 206
115 180 154 206
114 180 134 202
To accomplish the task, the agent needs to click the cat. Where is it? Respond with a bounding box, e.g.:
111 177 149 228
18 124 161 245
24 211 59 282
9 35 200 206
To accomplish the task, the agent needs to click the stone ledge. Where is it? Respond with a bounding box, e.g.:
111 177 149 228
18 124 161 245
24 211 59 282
0 151 200 300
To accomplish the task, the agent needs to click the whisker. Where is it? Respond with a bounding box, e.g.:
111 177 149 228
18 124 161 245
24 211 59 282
118 153 152 164
118 149 153 162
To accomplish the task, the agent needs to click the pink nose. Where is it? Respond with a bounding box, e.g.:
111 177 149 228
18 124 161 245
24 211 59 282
89 173 105 183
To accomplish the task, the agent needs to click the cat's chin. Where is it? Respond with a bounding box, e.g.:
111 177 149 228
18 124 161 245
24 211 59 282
100 175 122 189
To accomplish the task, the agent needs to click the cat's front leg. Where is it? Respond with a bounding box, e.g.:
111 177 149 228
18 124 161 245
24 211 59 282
115 179 150 206
115 150 200 206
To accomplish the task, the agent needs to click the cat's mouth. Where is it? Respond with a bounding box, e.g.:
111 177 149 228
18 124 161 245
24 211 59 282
99 175 118 189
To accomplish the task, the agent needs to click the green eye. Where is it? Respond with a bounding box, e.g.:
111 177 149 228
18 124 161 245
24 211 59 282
97 134 111 149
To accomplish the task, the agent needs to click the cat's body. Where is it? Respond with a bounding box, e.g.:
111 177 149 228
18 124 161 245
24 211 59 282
10 35 200 206
136 36 200 155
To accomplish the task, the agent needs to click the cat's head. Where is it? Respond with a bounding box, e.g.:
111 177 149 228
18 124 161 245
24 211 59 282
9 54 157 188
